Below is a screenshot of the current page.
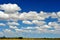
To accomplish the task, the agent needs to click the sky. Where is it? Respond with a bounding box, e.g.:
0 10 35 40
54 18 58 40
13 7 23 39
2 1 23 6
0 0 60 38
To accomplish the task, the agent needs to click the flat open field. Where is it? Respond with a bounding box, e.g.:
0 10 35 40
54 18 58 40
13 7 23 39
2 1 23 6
0 38 60 40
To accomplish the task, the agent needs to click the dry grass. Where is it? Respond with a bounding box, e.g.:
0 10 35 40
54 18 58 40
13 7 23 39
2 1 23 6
0 38 60 40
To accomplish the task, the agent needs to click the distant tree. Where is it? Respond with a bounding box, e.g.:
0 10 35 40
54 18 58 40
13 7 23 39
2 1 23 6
18 37 23 39
3 36 6 38
43 37 47 39
0 36 6 39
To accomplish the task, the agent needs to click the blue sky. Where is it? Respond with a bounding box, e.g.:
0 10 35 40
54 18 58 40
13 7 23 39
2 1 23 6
0 0 60 38
0 0 60 12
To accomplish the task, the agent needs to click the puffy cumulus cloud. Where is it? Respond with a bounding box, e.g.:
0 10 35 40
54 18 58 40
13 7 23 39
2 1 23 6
43 25 50 28
19 11 58 21
2 28 60 37
3 29 17 37
0 29 22 37
0 32 4 37
57 11 60 17
19 11 45 20
0 5 59 21
40 25 51 29
0 11 9 20
14 23 60 34
48 22 60 30
2 25 60 37
15 28 32 33
0 23 6 26
0 11 50 21
58 18 60 22
21 27 37 30
48 22 59 27
50 12 58 18
7 22 20 26
8 14 19 22
15 27 40 33
9 14 19 19
0 3 21 12
32 20 46 26
15 29 24 32
39 11 50 19
22 20 32 24
19 12 28 20
9 26 18 29
56 11 60 22
25 27 35 29
0 3 60 36
27 11 45 20
14 26 54 34
0 3 59 21
4 29 11 32
21 26 60 34
14 26 49 33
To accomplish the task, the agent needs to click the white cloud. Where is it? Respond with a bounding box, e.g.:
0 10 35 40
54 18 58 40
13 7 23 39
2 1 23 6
9 14 19 19
0 23 6 26
7 22 20 26
9 26 18 29
22 27 36 30
22 20 32 24
15 26 50 33
14 26 52 34
32 20 46 26
25 27 35 29
50 12 58 18
3 29 17 37
57 18 60 22
0 3 21 12
4 29 11 32
8 14 19 22
15 24 60 34
39 11 50 19
0 32 4 37
57 11 60 17
48 22 60 30
19 11 45 20
15 28 32 33
15 28 22 31
19 12 27 20
42 25 51 28
0 11 9 20
0 11 19 21
48 22 59 27
0 3 60 36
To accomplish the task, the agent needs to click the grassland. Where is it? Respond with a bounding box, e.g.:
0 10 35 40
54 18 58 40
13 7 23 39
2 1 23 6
0 38 60 40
